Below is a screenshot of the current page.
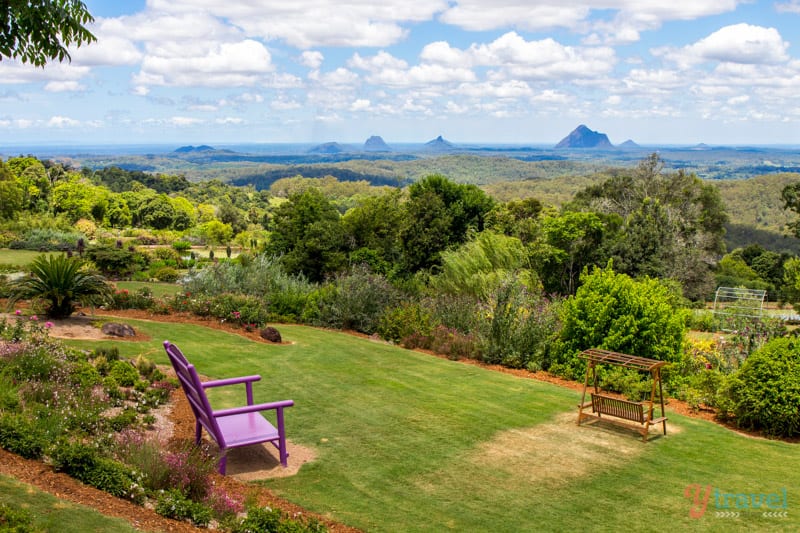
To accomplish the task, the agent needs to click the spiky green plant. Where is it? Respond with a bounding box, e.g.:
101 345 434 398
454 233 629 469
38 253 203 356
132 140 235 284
7 254 113 319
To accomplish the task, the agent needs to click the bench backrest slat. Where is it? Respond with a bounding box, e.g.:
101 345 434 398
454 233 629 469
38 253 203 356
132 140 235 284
164 341 225 445
591 394 644 424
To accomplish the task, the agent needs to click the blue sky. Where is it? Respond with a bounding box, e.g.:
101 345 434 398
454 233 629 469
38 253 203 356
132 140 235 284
1 0 799 146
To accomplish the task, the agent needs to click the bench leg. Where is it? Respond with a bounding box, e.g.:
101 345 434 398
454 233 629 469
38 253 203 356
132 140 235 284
218 453 227 475
276 407 289 467
195 421 202 444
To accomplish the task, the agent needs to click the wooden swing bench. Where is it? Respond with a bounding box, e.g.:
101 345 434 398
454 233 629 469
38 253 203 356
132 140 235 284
576 349 667 442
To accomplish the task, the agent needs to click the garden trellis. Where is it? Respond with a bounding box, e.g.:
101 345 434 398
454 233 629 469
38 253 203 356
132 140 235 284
712 287 766 331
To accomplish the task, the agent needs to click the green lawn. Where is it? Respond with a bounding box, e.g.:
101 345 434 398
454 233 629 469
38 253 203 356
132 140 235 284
67 319 800 533
0 475 138 532
113 280 183 299
0 249 61 269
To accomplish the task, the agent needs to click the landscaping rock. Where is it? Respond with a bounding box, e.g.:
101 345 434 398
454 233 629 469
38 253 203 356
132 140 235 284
101 322 136 337
259 327 282 343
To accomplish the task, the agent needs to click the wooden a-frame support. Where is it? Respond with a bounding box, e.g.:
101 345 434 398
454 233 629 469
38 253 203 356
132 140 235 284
576 348 667 442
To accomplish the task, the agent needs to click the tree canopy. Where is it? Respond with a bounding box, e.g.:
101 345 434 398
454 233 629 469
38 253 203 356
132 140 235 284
1 0 96 66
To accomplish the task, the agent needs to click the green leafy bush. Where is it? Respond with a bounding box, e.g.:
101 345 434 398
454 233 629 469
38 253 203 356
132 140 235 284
108 407 138 432
477 282 560 370
85 244 149 278
304 266 401 334
173 240 192 252
109 360 138 387
155 489 212 527
551 264 688 379
182 255 313 320
151 266 179 282
0 414 49 459
377 302 435 344
726 337 800 437
108 287 155 310
50 440 145 503
231 506 327 533
9 228 85 251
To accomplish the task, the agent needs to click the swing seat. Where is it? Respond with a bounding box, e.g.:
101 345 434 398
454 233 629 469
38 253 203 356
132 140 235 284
578 393 667 441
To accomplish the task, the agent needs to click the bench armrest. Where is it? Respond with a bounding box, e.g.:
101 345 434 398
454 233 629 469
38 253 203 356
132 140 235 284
202 375 262 388
213 399 294 418
203 375 263 405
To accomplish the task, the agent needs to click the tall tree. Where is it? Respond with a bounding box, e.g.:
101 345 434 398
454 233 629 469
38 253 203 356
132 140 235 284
400 174 495 274
573 154 727 300
1 0 96 66
266 188 346 281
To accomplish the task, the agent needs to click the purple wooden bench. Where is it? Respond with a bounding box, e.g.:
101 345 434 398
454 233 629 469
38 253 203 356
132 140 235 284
163 340 294 474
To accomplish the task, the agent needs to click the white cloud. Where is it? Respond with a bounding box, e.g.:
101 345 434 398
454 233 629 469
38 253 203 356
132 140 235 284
0 61 89 85
236 93 264 104
47 116 81 128
271 98 302 111
439 1 743 43
350 99 371 111
300 51 324 69
532 90 571 103
454 80 532 98
215 117 245 124
425 32 616 81
441 2 590 32
69 18 143 67
775 1 800 13
168 116 205 126
133 39 274 88
146 0 449 48
45 81 86 92
655 24 790 67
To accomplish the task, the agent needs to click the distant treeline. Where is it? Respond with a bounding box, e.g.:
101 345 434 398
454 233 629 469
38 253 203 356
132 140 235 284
230 166 413 190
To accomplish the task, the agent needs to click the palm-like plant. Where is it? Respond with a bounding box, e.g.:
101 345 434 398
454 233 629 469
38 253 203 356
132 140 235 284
8 254 113 319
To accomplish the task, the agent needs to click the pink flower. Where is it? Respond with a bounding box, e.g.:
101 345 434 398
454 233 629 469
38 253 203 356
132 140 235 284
45 322 54 329
30 315 38 321
705 363 712 369
14 310 21 316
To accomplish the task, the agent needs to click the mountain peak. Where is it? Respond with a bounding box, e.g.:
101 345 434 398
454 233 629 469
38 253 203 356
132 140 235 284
424 135 454 151
555 125 613 149
364 135 391 152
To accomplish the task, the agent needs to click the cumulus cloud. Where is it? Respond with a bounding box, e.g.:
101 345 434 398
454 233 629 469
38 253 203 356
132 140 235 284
69 18 143 67
132 39 274 88
47 116 81 127
654 24 790 67
0 61 89 85
440 2 590 32
146 0 448 48
421 32 615 81
300 51 325 69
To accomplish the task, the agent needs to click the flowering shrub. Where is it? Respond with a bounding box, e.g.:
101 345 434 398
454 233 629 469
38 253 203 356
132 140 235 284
204 484 245 518
108 287 155 310
163 444 216 500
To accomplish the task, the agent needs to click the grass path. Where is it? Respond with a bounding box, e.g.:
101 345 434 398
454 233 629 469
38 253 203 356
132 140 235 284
69 320 800 532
